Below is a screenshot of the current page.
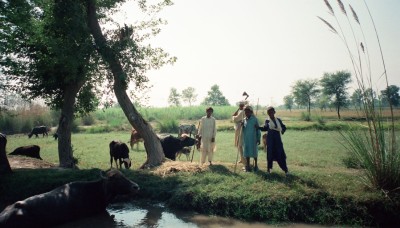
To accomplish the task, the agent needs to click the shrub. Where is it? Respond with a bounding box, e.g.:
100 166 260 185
157 119 179 133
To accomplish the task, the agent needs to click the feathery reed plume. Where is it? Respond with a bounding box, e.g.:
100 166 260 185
349 4 360 24
324 0 334 15
317 16 337 34
337 0 347 15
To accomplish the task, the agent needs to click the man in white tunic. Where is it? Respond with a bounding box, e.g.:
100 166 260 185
232 101 246 164
197 107 217 165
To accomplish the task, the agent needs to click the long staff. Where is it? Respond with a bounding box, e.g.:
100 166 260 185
191 121 201 163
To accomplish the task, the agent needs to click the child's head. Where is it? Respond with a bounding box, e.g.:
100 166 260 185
267 106 275 118
206 107 213 117
244 105 253 118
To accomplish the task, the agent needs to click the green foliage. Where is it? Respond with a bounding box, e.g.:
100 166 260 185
320 71 352 119
181 87 197 106
201 84 230 106
2 131 399 226
300 112 312 121
156 119 179 133
380 85 400 107
291 79 320 114
168 87 181 107
319 0 399 192
283 95 294 111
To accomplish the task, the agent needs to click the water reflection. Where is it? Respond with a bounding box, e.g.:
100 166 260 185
56 201 325 228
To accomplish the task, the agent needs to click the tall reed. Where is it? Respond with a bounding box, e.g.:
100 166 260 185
319 0 399 192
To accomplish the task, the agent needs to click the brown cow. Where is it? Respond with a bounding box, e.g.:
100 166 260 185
0 169 139 227
129 129 143 151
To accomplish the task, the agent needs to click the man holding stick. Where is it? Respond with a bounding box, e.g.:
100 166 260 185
232 100 246 165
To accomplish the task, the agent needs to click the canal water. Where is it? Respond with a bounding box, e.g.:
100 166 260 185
56 201 324 228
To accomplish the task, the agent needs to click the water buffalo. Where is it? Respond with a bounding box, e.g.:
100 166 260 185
160 134 197 161
9 145 42 160
0 169 139 227
28 126 48 138
109 140 132 169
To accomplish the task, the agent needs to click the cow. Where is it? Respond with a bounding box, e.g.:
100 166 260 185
129 129 143 151
109 140 132 169
9 145 42 160
0 169 139 228
178 124 197 138
160 134 197 161
28 126 48 138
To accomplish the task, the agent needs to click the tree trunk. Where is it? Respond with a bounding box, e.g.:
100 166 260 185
58 84 83 168
0 133 12 174
86 0 165 168
336 105 341 119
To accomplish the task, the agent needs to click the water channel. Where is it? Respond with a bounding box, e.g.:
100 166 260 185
56 201 324 228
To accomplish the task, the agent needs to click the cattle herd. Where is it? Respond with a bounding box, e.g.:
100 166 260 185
0 124 199 227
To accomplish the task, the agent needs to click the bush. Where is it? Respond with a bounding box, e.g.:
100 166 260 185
157 119 179 133
300 112 311 121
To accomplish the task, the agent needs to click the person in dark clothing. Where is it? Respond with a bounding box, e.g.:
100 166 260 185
259 106 289 175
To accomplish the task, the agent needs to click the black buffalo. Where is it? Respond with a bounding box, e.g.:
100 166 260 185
109 140 131 169
160 135 197 161
28 126 48 138
9 145 42 160
0 169 139 227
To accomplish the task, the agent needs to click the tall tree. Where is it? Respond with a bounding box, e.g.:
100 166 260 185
351 89 363 109
168 88 181 106
283 95 294 112
87 0 175 168
320 71 352 119
291 79 319 114
1 0 175 168
1 0 97 167
380 85 400 107
181 87 197 106
201 84 230 106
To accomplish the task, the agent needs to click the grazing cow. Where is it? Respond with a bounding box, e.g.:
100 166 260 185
0 169 139 228
28 126 48 138
160 134 197 161
9 145 42 160
129 129 143 151
109 140 132 169
178 124 197 137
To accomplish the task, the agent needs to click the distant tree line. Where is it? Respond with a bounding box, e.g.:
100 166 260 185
168 84 230 107
283 70 400 119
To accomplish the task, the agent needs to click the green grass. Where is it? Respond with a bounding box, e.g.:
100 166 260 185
2 130 399 226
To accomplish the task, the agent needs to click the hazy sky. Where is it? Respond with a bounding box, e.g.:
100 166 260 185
119 0 400 107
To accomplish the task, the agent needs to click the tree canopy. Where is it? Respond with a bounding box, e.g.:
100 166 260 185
181 87 197 106
201 84 230 106
168 88 181 106
320 71 352 119
291 79 319 114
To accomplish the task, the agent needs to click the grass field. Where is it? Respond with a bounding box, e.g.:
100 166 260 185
2 110 400 226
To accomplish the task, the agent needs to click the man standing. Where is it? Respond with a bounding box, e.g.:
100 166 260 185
232 101 246 164
197 107 217 165
242 105 261 172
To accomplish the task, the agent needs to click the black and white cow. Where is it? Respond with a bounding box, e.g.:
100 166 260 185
160 134 197 161
9 145 42 160
109 140 132 169
0 169 139 227
28 126 48 138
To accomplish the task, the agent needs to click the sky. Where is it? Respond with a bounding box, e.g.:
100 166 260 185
118 0 400 107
